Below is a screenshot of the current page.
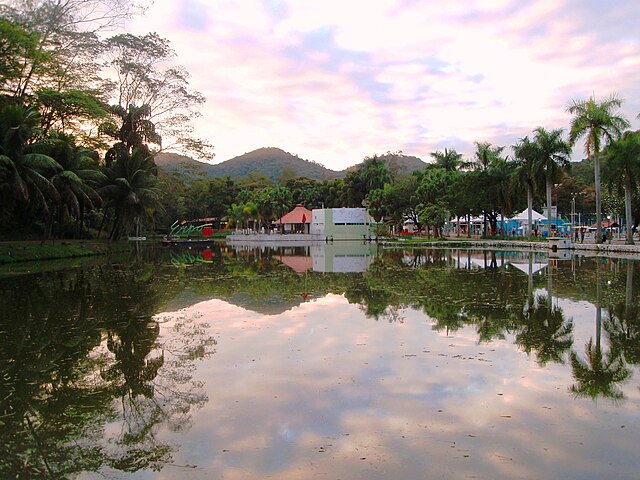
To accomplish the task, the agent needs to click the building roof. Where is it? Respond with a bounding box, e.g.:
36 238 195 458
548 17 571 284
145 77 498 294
276 204 312 224
510 209 547 221
276 255 312 273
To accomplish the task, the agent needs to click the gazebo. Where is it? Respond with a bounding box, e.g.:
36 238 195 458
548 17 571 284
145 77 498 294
275 204 312 234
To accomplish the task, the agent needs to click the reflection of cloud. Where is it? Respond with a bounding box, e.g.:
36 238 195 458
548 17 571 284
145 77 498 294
147 294 640 479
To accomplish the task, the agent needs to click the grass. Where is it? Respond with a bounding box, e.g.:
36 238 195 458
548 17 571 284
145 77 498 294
0 240 131 264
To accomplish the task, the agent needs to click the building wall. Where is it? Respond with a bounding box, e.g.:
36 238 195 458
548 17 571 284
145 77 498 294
311 208 373 239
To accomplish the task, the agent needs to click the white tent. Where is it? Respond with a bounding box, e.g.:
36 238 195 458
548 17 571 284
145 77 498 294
510 209 547 221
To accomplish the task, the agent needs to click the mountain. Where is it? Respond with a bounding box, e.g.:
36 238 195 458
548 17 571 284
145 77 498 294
156 147 340 181
210 147 340 180
155 147 429 181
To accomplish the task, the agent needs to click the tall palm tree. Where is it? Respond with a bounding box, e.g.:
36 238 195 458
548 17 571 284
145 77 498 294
532 127 571 235
567 94 630 243
513 136 541 236
602 132 640 244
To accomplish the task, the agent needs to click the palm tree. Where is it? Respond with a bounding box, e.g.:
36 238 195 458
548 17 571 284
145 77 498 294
602 132 640 244
38 132 106 238
473 142 504 235
512 136 541 236
103 104 161 160
100 147 160 240
473 141 503 171
567 94 630 243
0 103 61 221
532 127 571 235
430 148 466 172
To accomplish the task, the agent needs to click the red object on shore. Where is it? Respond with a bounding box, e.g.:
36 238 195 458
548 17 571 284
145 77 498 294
202 249 213 260
203 227 213 236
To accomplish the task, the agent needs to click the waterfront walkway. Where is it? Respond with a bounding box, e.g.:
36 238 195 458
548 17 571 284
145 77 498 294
382 234 640 258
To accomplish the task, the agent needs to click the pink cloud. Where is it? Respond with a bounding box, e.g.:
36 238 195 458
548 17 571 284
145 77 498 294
124 0 640 169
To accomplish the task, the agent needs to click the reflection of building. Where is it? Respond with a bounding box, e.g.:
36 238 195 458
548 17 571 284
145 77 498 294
453 250 548 273
310 242 376 273
269 242 376 273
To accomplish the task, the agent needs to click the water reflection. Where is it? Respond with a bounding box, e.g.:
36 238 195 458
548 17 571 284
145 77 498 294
1 245 639 479
0 263 215 479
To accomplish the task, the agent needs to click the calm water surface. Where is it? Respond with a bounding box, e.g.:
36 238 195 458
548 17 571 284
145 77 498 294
1 243 639 479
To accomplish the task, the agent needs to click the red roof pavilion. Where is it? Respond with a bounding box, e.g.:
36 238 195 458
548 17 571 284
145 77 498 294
276 204 312 224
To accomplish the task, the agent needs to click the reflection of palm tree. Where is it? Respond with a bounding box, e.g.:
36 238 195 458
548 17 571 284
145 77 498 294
605 262 640 365
104 320 164 399
606 303 640 366
516 294 573 366
569 339 631 401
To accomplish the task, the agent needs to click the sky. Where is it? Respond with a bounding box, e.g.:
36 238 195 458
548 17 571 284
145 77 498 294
125 0 640 171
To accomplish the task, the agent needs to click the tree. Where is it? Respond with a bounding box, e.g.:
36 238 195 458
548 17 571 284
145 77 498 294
568 94 630 242
602 132 640 244
513 136 541 235
381 174 420 231
104 32 212 158
419 204 447 238
0 103 61 224
532 127 572 235
102 103 161 164
254 186 293 230
365 188 386 223
37 87 108 144
0 17 42 95
100 147 160 240
473 141 503 171
39 131 105 238
430 148 466 172
2 0 141 99
471 142 507 235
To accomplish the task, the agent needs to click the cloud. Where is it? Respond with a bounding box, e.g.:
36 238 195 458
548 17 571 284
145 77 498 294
126 0 640 169
177 0 211 31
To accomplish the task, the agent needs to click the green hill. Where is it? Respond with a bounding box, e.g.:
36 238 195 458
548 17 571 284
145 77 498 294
155 147 428 181
210 147 340 180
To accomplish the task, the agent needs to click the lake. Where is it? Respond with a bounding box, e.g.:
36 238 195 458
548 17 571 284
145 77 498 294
1 242 639 479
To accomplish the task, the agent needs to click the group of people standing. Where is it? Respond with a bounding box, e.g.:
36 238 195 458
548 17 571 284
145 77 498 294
574 227 587 243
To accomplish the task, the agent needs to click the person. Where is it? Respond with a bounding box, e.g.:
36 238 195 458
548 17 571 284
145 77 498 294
574 228 579 242
602 228 608 243
580 228 585 243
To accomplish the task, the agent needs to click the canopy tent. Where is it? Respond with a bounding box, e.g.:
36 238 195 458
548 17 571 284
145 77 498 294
510 209 547 221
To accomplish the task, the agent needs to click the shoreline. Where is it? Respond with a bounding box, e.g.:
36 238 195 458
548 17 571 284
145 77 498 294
0 240 131 264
